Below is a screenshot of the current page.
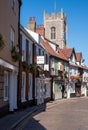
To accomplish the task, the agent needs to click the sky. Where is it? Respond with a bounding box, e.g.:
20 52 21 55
20 0 88 66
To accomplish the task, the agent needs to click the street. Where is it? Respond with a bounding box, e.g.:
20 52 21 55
14 97 88 130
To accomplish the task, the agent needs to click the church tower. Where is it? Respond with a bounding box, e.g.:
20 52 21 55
44 8 68 49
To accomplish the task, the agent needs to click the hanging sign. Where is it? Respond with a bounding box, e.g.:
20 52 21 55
37 56 44 64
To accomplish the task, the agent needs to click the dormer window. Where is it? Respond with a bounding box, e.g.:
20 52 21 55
51 27 56 39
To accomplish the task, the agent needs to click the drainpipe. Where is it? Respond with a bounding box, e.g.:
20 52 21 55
17 0 22 108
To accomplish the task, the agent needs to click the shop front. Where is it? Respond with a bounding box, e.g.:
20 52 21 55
75 83 81 97
53 78 65 100
36 78 51 105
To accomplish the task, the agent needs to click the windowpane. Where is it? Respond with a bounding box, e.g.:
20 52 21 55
21 72 26 102
12 0 16 11
10 27 14 50
22 37 26 61
39 48 41 55
51 27 56 39
36 46 39 56
4 71 9 101
29 43 33 64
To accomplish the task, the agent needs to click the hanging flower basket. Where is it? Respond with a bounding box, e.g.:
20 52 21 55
11 46 20 62
29 64 36 73
57 76 61 80
22 61 30 72
70 75 74 80
36 66 43 74
0 34 4 50
44 70 50 77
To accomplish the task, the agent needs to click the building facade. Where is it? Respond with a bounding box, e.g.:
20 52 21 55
19 25 52 107
0 0 21 116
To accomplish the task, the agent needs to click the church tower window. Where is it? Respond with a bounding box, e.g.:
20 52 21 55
51 27 56 39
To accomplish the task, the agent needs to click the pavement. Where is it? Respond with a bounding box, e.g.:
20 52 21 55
0 97 86 130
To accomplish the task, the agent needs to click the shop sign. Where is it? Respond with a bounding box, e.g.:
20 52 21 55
37 56 44 64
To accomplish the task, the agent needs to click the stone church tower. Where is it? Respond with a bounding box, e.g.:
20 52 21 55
44 8 68 49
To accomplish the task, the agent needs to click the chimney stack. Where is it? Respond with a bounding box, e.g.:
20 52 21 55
28 17 36 32
36 25 45 37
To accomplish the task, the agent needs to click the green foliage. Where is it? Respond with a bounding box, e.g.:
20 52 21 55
22 63 44 74
36 66 43 74
11 46 20 62
29 64 36 73
22 61 30 72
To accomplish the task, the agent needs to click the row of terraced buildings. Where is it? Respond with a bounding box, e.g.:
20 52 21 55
0 0 88 117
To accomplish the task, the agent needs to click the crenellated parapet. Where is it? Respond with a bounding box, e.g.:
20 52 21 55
44 8 68 49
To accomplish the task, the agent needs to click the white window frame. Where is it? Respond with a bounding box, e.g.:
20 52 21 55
4 71 9 101
12 0 16 12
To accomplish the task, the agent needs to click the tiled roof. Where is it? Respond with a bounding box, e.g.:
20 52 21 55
40 37 68 61
70 63 88 70
70 63 79 68
58 48 68 61
61 48 74 59
81 65 88 70
76 53 81 62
